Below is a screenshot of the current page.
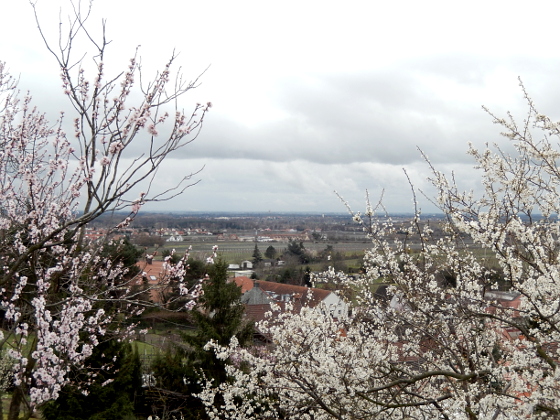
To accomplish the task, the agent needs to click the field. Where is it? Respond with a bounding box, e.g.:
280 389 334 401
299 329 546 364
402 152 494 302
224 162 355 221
147 239 370 265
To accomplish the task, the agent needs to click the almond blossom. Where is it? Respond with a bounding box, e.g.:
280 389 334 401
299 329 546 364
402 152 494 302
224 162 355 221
201 84 560 419
0 1 209 417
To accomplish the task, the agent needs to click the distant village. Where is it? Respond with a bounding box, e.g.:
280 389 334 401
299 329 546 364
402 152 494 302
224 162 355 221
84 211 435 244
86 219 324 243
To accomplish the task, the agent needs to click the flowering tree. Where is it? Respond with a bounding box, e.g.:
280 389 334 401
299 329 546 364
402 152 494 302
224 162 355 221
200 84 560 419
0 2 209 418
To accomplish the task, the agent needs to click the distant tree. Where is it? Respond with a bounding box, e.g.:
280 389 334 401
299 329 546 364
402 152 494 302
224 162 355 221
133 234 166 248
320 246 348 273
279 268 292 284
286 239 309 264
264 245 277 259
287 239 304 256
270 267 309 286
320 244 334 260
252 244 263 265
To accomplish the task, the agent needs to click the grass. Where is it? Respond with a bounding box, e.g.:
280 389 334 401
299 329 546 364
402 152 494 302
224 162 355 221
134 340 158 356
146 240 369 264
0 393 42 420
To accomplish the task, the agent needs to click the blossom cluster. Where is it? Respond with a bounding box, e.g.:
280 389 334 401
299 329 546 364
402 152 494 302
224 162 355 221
200 88 560 419
0 3 209 410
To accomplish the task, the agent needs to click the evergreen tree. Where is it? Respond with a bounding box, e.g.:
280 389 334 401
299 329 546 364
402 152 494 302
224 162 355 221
100 237 143 278
264 245 276 259
164 257 208 310
38 239 146 420
41 341 144 420
286 239 309 263
100 237 145 312
252 244 263 265
150 259 254 418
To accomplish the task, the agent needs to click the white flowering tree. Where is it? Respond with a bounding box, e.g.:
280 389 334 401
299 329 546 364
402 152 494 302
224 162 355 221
200 84 560 419
0 2 208 419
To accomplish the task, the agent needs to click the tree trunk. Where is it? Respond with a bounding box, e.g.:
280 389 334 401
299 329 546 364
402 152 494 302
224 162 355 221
8 386 25 420
8 336 37 420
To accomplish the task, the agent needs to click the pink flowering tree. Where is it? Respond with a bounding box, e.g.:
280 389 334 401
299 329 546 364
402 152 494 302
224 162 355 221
200 85 560 419
0 2 209 418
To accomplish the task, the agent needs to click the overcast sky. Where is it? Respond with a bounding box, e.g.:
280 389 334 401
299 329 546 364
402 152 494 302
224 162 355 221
3 0 560 214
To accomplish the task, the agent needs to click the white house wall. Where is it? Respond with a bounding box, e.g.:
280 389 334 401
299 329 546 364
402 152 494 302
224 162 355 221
321 292 349 319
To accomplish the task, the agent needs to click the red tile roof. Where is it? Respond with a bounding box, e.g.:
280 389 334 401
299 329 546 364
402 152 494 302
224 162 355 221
254 280 331 306
234 278 332 307
136 260 169 303
233 276 255 293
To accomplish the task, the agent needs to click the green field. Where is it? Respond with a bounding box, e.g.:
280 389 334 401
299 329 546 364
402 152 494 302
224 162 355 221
146 240 369 265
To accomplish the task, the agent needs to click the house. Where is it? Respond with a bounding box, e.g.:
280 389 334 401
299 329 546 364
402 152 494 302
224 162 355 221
233 278 349 323
217 233 240 241
241 260 253 269
262 259 275 267
84 227 108 242
136 260 168 303
233 276 255 294
228 263 254 278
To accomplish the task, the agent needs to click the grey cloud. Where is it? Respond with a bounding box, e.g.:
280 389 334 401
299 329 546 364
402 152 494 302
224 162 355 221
21 53 556 175
182 54 560 171
183 62 499 166
143 158 475 214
